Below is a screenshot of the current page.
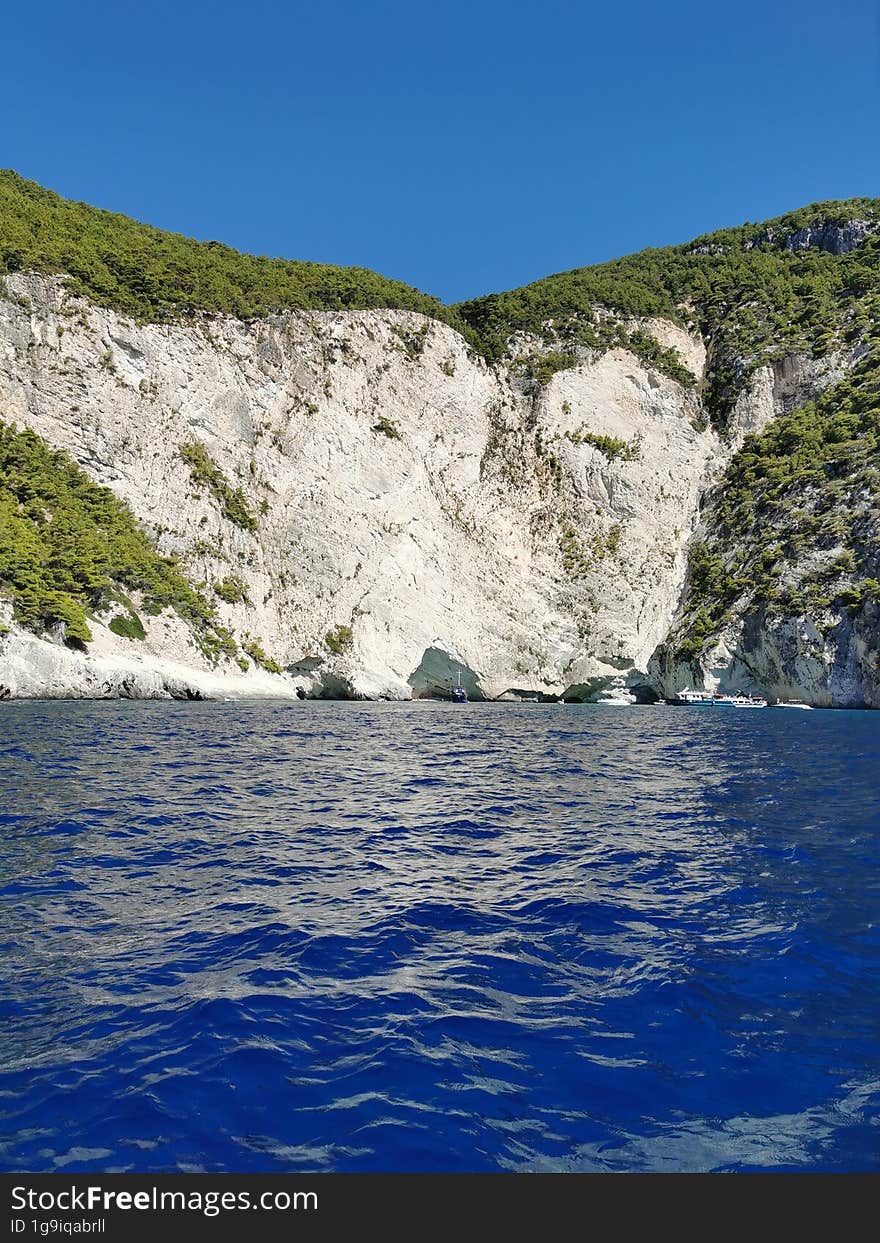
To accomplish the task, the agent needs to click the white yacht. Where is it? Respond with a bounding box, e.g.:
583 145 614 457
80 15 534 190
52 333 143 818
726 694 768 708
670 687 767 708
592 677 636 706
670 687 714 705
774 700 813 710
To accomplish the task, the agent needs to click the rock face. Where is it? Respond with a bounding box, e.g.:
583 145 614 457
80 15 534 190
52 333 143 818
784 219 875 255
0 271 871 704
744 218 877 256
725 350 849 445
0 599 304 701
650 608 880 710
0 273 727 700
648 346 880 708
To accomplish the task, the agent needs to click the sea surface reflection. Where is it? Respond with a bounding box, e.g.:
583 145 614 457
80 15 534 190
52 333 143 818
1 700 878 1171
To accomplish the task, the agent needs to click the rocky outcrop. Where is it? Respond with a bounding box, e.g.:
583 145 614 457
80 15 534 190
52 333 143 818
0 599 307 700
784 219 875 255
650 607 880 709
725 350 850 445
649 346 880 708
744 218 877 255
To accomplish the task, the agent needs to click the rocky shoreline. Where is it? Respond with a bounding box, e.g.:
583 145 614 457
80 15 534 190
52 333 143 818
0 624 307 702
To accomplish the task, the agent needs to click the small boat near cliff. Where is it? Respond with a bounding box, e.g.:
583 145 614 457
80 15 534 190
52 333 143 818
450 672 467 703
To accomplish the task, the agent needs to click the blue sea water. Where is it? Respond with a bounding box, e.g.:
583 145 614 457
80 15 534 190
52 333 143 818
0 700 878 1173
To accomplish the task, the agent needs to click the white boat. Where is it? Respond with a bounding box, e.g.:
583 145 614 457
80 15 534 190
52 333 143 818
670 687 767 708
712 692 768 708
592 677 636 706
670 687 715 705
774 701 813 710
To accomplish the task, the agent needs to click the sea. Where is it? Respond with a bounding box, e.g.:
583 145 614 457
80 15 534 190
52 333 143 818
1 700 878 1173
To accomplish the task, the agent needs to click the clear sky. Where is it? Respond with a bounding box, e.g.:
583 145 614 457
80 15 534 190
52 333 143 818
4 0 878 302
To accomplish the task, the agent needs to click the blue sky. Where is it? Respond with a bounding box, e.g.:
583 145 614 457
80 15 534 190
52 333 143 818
4 0 878 302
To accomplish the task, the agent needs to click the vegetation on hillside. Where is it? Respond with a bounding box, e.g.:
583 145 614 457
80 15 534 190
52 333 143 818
668 353 880 660
325 624 353 655
3 172 877 419
0 170 475 341
241 635 284 675
214 574 250 605
0 420 213 645
563 427 641 460
457 198 880 418
179 441 258 532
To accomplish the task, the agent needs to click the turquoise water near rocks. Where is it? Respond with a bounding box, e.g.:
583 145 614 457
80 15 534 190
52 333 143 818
1 700 878 1172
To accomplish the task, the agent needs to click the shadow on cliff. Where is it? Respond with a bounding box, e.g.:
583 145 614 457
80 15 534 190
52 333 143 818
408 646 486 701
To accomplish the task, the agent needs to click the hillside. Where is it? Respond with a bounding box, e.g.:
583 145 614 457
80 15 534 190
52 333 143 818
0 175 879 704
457 198 880 422
4 169 877 399
651 354 880 705
0 170 474 340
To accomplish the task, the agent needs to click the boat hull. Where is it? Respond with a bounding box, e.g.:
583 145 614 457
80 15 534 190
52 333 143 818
667 696 768 708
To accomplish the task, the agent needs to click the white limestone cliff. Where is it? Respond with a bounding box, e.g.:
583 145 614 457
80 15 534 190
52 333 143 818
0 272 860 703
649 609 880 710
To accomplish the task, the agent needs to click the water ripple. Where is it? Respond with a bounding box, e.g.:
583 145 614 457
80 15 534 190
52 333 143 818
0 700 879 1171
